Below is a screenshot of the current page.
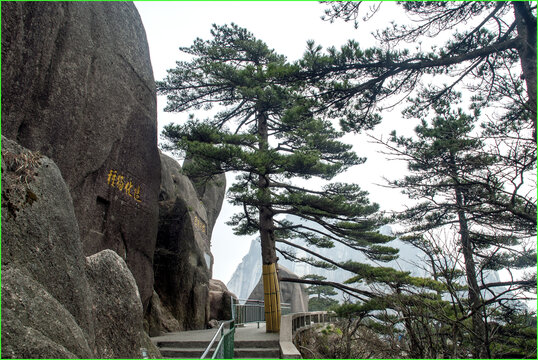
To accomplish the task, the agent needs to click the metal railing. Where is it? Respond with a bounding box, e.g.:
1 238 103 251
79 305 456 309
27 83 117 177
291 312 338 334
200 319 235 359
201 296 237 359
202 297 294 358
233 298 291 325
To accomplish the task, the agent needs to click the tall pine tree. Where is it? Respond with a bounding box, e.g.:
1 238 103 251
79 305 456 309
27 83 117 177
157 24 395 332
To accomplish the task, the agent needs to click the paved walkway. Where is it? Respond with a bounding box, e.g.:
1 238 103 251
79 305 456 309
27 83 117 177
235 322 279 342
152 322 278 342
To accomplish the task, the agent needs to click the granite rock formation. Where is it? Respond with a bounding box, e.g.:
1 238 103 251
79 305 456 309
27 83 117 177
85 250 144 358
209 280 237 322
227 238 264 302
145 291 181 337
1 268 93 359
1 137 153 358
1 1 228 347
1 1 160 309
183 158 226 240
152 153 225 331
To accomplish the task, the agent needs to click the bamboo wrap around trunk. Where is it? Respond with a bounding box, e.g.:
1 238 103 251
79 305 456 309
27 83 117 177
262 263 281 332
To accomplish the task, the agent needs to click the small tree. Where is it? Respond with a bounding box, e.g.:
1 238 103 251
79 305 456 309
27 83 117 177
302 274 339 311
157 23 395 332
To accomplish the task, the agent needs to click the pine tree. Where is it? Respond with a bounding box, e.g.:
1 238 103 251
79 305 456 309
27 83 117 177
302 274 339 311
315 1 536 140
157 23 395 332
374 94 537 357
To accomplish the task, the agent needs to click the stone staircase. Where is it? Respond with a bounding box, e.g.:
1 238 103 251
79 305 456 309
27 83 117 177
155 338 216 358
155 337 280 359
152 323 281 359
234 338 280 358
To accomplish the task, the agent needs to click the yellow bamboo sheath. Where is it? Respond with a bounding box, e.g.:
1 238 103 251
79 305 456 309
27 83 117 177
262 263 281 332
272 265 279 332
262 265 273 332
274 267 282 330
267 264 276 332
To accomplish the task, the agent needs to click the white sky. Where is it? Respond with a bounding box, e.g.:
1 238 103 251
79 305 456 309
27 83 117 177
135 1 415 285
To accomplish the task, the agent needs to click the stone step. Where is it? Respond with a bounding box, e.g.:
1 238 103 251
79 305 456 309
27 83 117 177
159 342 280 359
156 340 217 349
153 323 281 358
159 347 211 358
160 348 281 359
234 339 280 348
235 347 280 358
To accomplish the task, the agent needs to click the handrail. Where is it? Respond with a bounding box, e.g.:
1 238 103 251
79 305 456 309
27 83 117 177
200 319 234 359
234 298 291 306
211 322 235 359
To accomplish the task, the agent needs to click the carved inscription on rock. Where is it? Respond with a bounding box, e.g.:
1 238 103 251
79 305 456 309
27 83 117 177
193 214 207 235
107 170 142 202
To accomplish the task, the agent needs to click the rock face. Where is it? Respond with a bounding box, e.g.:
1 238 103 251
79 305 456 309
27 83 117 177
1 268 93 359
209 280 237 322
1 137 152 358
145 291 181 337
1 1 160 309
1 137 95 356
152 153 226 331
183 158 226 240
247 265 309 313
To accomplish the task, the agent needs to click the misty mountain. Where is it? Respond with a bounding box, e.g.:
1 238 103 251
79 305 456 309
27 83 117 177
227 219 503 304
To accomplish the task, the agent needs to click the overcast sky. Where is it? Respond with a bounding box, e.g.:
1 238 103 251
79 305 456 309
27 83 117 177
134 1 425 284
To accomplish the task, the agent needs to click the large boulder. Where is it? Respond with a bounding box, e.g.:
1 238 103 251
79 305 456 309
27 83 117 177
1 137 156 358
1 1 160 309
247 265 309 313
1 268 93 359
153 153 215 330
1 137 95 353
85 250 145 358
209 280 237 322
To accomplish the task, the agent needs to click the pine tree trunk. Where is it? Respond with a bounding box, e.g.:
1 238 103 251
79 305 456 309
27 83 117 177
454 182 489 357
257 110 281 332
397 288 423 358
513 1 537 140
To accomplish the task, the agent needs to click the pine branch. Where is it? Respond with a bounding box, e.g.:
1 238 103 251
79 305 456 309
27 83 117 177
279 276 377 300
